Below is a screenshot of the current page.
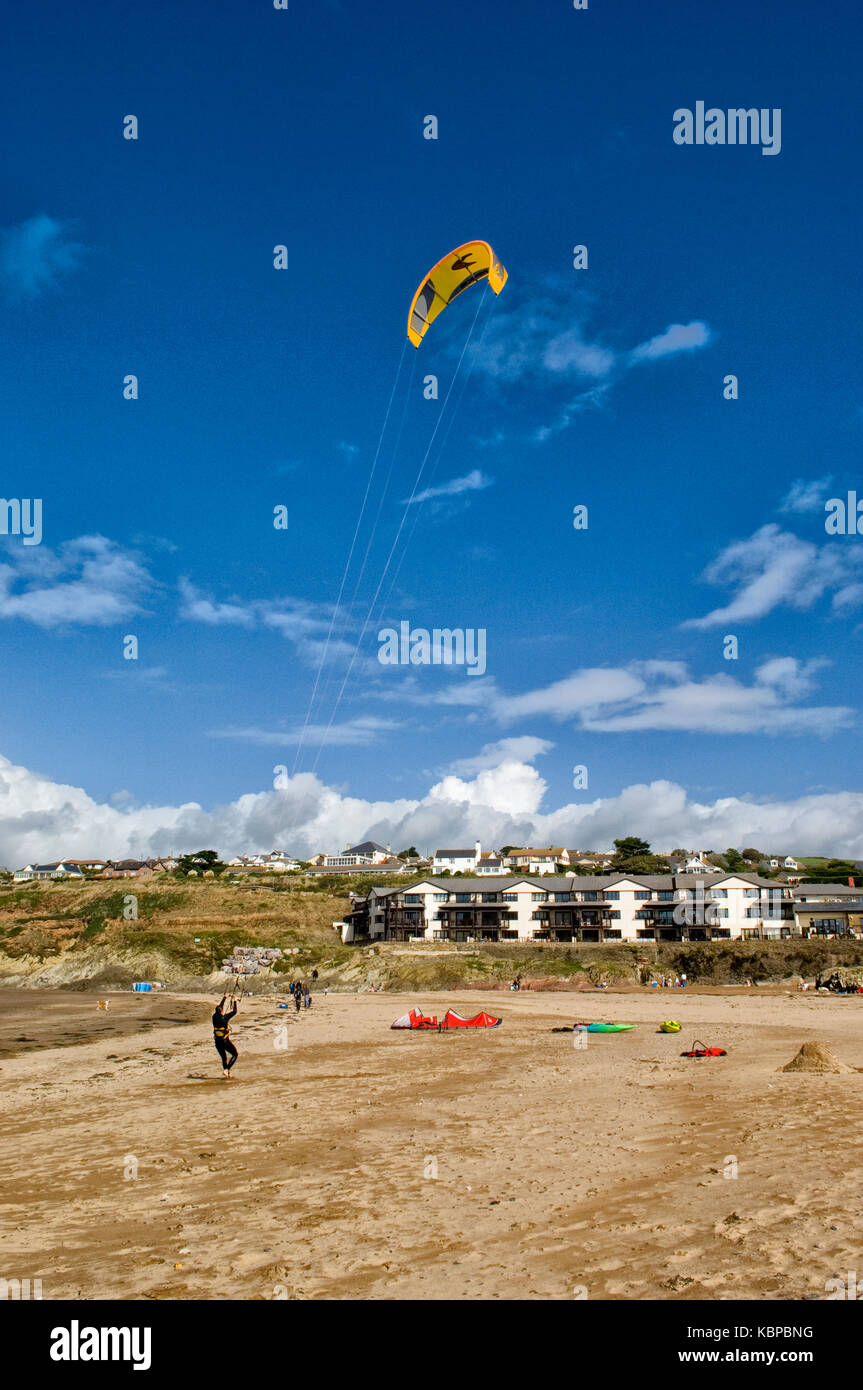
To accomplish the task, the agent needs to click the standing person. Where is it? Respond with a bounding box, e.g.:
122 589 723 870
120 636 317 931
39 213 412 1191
212 993 239 1078
324 985 329 997
311 969 318 981
294 986 302 1013
304 987 311 1009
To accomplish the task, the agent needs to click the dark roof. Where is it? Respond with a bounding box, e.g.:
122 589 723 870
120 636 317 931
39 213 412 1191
434 849 477 857
793 883 862 896
347 841 389 855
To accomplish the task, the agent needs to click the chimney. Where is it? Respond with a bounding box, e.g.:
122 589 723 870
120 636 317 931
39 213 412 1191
475 839 481 863
345 843 350 851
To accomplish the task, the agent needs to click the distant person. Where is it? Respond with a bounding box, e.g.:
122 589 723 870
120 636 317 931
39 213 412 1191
304 988 311 1009
311 969 318 981
212 993 239 1078
324 985 329 997
294 988 302 1012
680 973 687 988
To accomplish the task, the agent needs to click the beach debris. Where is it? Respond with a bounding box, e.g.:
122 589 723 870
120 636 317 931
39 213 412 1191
659 1020 681 1033
780 1041 852 1073
96 1000 109 1010
681 1039 727 1058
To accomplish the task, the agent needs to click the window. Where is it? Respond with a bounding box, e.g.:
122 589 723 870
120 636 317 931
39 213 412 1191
553 892 570 903
531 893 548 902
405 895 422 904
433 893 447 901
710 889 728 898
743 889 758 898
455 893 470 903
657 891 674 902
607 910 621 920
583 891 598 902
502 893 518 902
605 891 620 900
481 893 498 903
635 891 650 901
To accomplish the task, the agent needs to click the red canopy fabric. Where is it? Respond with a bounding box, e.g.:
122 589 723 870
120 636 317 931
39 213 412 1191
391 1008 439 1030
442 1009 501 1029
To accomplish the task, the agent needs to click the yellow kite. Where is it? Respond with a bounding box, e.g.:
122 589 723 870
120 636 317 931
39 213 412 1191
407 240 507 347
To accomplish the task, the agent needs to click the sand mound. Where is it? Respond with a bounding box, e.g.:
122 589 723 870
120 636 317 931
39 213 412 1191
780 1041 852 1073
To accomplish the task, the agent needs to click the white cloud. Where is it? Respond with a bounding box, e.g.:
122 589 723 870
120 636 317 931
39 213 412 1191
178 580 353 666
5 751 863 864
0 214 85 300
780 477 833 514
629 320 710 361
209 716 400 748
403 468 492 506
446 736 554 775
469 293 711 441
0 536 151 628
684 525 863 628
427 657 851 736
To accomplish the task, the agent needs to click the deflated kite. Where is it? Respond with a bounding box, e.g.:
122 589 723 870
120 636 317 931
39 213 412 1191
407 240 507 347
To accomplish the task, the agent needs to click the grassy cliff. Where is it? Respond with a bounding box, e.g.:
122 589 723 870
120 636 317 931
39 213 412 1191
2 877 863 991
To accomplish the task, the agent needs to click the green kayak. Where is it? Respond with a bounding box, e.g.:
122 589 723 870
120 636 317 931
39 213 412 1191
574 1022 635 1033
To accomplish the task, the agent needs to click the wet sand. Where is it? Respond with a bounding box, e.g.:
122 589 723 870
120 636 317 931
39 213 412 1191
0 989 210 1058
1 988 862 1301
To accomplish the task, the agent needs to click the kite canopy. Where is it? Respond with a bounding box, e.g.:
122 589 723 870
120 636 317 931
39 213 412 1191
390 1007 502 1030
391 1008 439 1030
407 240 508 347
441 1009 501 1029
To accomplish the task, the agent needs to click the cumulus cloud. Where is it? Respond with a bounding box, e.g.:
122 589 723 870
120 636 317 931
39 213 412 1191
0 536 151 628
684 525 863 628
445 736 554 775
0 214 85 300
4 751 863 866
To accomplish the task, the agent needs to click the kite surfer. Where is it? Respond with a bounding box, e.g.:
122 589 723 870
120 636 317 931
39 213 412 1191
212 992 239 1078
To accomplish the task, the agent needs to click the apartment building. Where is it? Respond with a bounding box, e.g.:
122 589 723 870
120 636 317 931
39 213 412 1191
344 873 805 944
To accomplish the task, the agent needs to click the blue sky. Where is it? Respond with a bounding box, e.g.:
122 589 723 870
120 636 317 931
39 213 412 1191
1 0 863 862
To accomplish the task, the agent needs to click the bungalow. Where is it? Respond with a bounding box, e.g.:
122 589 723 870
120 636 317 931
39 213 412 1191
14 861 85 882
101 860 156 879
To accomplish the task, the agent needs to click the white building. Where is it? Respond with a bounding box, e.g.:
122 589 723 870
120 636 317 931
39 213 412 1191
432 840 482 873
14 861 86 882
324 840 391 868
345 872 795 944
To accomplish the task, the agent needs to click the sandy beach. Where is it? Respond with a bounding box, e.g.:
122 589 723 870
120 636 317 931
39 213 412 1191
2 987 862 1301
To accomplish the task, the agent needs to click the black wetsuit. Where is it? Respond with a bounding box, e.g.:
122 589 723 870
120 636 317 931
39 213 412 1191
212 1002 238 1070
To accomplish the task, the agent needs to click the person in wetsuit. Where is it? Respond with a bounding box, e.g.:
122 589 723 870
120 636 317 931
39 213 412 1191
212 993 239 1077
